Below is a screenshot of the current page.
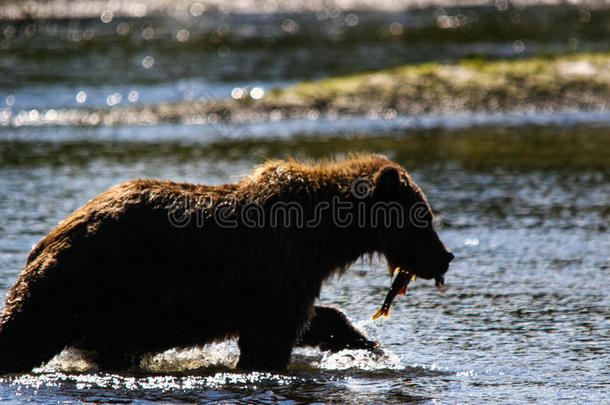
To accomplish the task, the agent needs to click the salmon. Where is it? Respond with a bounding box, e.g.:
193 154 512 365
371 268 414 320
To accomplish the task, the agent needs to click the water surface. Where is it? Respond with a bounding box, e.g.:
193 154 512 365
0 125 608 403
1 4 609 403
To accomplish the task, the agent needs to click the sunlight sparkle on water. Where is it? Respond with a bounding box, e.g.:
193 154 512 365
465 238 480 246
317 349 403 371
7 372 301 393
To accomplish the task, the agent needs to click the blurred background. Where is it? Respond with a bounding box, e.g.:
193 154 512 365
0 0 608 403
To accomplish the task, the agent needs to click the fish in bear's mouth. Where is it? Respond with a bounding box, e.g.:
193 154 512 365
371 262 446 321
385 260 446 289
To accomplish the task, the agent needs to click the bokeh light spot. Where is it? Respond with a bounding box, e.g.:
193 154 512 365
142 56 154 69
106 93 122 106
100 10 113 23
142 27 154 40
231 88 245 99
176 29 190 42
513 40 525 53
190 2 205 17
345 13 359 27
128 91 139 103
250 87 264 100
75 91 87 104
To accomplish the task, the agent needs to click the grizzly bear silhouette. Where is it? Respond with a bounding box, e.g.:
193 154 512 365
0 155 453 373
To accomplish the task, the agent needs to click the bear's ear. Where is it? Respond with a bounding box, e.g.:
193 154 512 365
374 165 401 193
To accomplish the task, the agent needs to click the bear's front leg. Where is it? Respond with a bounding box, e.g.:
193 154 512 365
236 317 301 372
297 306 383 355
236 298 314 372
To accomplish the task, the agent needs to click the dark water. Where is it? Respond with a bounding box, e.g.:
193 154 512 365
1 4 610 404
0 124 608 404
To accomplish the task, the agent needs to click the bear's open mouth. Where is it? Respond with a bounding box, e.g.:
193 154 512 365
386 259 445 290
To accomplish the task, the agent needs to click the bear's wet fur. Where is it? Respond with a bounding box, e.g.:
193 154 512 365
0 154 453 373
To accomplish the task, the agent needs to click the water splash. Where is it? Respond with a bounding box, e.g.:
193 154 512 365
141 343 239 372
32 348 96 374
316 349 403 371
31 343 241 374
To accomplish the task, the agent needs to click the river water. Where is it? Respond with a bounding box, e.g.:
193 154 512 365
1 5 609 404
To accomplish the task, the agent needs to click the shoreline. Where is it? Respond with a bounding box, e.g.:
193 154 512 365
2 0 610 21
2 52 609 128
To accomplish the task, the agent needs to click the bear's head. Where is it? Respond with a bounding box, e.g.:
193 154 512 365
370 164 454 287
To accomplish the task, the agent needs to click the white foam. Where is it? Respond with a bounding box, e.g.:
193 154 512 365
316 348 403 371
141 342 239 372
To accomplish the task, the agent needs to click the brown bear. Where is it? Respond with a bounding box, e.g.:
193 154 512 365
0 154 453 373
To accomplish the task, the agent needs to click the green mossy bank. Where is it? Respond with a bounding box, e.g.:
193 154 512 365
266 52 610 115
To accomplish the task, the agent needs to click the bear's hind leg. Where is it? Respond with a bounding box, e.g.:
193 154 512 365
0 315 71 374
0 278 75 374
